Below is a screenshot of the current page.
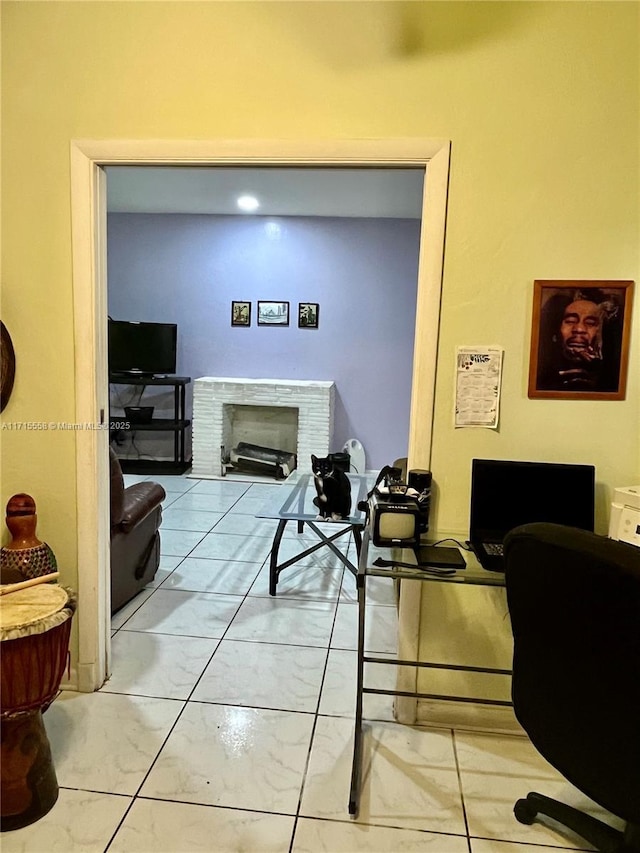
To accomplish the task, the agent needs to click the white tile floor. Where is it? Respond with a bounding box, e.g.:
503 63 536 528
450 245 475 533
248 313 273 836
3 474 620 852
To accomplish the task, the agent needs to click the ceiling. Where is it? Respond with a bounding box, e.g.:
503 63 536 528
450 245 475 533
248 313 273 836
105 166 425 219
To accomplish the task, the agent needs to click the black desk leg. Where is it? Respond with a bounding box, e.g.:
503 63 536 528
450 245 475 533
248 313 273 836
348 571 367 816
352 525 363 563
269 519 287 596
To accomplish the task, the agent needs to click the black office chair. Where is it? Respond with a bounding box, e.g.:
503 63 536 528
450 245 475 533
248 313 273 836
504 522 640 853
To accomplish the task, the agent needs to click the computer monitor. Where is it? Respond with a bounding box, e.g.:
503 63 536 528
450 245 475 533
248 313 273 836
470 458 596 543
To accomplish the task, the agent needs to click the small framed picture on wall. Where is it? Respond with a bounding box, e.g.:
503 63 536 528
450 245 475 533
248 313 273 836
298 303 319 329
231 301 251 327
528 279 634 400
258 301 289 326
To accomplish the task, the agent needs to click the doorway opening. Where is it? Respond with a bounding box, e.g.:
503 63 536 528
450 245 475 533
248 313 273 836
70 138 451 709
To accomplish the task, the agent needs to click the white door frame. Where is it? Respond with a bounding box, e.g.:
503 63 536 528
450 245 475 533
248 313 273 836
70 138 451 719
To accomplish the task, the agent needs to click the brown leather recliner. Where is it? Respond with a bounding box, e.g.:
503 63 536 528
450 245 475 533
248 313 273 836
109 448 166 615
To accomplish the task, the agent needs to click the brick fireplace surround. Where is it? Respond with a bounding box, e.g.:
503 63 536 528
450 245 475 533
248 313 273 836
191 377 335 478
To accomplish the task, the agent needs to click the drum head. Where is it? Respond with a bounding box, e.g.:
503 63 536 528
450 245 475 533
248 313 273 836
1 585 69 633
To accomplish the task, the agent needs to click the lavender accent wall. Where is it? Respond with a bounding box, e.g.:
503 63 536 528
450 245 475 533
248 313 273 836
107 213 420 469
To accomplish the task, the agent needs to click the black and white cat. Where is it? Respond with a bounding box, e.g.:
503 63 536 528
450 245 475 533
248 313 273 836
311 454 352 521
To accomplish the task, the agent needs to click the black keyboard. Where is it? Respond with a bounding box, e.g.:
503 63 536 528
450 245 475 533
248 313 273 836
484 542 504 556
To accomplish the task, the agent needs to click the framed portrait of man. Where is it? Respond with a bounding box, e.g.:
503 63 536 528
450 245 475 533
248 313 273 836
528 280 634 400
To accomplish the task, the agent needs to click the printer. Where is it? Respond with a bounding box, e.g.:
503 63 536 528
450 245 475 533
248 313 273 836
608 485 640 548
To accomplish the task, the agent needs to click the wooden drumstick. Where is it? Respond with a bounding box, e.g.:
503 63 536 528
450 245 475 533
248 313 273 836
0 572 60 596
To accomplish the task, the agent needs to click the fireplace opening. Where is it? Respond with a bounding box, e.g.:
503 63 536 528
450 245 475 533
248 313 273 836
221 404 299 479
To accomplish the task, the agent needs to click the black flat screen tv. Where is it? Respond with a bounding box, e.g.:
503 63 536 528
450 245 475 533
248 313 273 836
108 319 177 376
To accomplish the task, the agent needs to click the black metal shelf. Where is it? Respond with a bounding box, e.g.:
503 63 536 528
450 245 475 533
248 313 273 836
109 375 191 475
118 458 191 475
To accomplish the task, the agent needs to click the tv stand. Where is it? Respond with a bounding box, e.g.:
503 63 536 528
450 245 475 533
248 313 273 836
111 371 155 379
109 374 191 474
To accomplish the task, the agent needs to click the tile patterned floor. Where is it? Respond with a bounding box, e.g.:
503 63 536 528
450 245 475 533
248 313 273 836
3 474 618 852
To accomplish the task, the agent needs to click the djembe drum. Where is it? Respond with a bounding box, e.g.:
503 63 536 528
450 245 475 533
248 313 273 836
0 584 76 831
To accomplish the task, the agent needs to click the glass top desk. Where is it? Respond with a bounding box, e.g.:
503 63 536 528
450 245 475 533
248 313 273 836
349 525 510 816
256 471 373 596
366 545 508 586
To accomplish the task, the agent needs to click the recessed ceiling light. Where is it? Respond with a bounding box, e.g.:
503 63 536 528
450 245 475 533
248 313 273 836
237 195 260 213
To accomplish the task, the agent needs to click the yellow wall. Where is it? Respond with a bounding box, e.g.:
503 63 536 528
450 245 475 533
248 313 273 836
2 2 639 610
